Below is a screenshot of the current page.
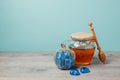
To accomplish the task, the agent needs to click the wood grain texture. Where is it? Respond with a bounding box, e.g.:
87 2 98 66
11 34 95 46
0 51 120 80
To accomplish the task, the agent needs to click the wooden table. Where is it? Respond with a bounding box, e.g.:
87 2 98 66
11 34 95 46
0 51 120 80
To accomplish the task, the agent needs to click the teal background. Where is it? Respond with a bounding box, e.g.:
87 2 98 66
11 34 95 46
0 0 120 51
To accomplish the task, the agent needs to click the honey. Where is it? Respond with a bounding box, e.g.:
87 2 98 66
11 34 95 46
70 47 95 65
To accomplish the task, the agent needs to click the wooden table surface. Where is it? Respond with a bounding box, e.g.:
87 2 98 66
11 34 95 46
0 51 120 80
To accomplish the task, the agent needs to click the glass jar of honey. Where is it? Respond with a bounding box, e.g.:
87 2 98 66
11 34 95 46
69 32 95 65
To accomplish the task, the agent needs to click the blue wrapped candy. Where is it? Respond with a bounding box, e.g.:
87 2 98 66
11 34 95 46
80 67 90 73
55 44 75 70
70 69 80 75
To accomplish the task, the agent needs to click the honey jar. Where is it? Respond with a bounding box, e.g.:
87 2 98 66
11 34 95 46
69 32 95 65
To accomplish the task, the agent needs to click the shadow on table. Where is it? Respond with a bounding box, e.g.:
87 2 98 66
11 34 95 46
91 56 110 65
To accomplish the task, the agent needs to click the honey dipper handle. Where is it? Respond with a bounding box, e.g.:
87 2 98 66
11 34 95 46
88 22 101 51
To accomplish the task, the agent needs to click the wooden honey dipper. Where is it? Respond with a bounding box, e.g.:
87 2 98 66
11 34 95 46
88 22 106 64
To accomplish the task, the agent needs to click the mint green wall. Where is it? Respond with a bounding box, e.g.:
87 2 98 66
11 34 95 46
0 0 120 51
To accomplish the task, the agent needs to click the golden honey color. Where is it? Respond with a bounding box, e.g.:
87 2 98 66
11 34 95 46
70 47 95 65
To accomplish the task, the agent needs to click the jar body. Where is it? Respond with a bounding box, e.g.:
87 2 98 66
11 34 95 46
69 40 95 65
70 47 95 65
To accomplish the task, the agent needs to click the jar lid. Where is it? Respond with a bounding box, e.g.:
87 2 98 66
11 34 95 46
70 32 94 40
